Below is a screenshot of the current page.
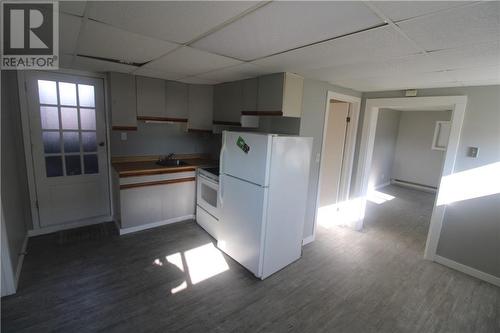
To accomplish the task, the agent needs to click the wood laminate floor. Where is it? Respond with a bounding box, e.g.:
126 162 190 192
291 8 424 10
2 185 499 332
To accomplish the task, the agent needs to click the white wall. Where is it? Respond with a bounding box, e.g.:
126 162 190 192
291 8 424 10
358 85 500 279
1 71 31 295
299 79 361 240
392 111 451 188
369 109 401 189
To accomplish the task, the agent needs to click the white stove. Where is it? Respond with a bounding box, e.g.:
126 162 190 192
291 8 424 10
196 166 220 239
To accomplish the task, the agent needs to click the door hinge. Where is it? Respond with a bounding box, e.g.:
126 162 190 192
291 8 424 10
346 117 351 123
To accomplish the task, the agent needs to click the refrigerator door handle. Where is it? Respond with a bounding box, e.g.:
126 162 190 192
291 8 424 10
219 175 224 208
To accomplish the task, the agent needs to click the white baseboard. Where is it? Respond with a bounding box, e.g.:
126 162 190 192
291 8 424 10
391 179 437 193
434 255 500 287
28 216 113 237
14 235 29 289
119 215 195 235
302 234 315 245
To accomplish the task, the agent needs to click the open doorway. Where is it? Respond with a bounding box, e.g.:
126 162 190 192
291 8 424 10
364 108 452 253
355 96 468 261
315 92 360 236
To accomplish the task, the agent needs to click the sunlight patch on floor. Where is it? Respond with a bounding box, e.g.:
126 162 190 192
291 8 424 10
152 242 229 294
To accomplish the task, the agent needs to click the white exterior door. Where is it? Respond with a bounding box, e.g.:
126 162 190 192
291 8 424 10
221 131 272 186
25 71 110 228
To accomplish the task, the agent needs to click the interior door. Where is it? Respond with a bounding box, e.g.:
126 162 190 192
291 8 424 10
319 101 350 208
25 71 111 227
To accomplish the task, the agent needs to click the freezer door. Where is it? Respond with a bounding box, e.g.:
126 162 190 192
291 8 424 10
217 174 267 277
220 132 272 186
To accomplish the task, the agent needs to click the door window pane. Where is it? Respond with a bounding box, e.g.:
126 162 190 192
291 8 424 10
38 80 58 105
40 106 59 130
61 107 79 129
84 154 99 174
65 155 81 176
80 108 96 130
58 82 77 106
78 84 95 107
82 132 97 152
42 131 61 153
45 156 63 177
63 132 80 153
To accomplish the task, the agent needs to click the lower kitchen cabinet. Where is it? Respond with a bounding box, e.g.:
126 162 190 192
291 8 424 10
114 171 196 234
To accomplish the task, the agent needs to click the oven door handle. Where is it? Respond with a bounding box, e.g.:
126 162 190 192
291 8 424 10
218 175 223 208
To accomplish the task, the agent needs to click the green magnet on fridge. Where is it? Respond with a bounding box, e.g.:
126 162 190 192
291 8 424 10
236 136 250 154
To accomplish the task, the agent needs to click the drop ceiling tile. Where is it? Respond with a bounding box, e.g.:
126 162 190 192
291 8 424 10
197 63 271 82
297 54 441 82
372 1 470 22
132 67 185 81
60 1 86 17
447 65 500 83
331 71 454 91
60 13 82 54
78 20 178 64
143 46 242 77
87 1 258 43
60 54 137 74
177 77 220 85
398 2 500 51
429 41 500 70
192 1 383 61
252 25 420 72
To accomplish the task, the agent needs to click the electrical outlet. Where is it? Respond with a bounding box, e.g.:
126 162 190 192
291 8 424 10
121 132 127 141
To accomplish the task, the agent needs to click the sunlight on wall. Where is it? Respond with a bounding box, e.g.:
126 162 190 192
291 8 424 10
437 162 500 206
185 243 229 285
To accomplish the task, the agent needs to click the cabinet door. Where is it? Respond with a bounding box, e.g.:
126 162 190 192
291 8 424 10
213 81 242 125
188 85 213 131
165 80 188 121
242 78 258 112
108 72 137 130
257 73 284 113
136 76 166 119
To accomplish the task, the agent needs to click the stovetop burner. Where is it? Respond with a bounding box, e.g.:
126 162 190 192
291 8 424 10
202 167 219 176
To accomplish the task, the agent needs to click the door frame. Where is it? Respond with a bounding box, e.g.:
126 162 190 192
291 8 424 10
354 96 467 260
308 91 360 244
17 69 113 235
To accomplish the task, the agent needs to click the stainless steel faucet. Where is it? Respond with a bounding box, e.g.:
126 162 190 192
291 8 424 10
166 153 175 159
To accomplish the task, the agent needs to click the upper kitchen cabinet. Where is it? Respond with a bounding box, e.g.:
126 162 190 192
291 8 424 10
108 72 138 131
188 85 214 132
213 81 243 126
242 78 258 112
136 76 166 121
165 81 189 121
251 72 304 118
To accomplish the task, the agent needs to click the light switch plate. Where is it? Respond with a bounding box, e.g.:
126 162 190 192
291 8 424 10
121 132 127 141
467 146 479 158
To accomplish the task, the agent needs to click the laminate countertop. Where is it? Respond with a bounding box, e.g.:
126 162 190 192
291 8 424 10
113 158 218 178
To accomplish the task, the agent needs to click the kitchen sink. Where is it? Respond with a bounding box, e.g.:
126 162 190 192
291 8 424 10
156 159 189 167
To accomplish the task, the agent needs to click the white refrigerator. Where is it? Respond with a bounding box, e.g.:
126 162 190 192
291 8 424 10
217 131 313 279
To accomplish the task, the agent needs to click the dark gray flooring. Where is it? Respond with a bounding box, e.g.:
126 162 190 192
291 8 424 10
2 185 499 332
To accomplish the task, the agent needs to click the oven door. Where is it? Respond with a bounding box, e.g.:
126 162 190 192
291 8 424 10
197 173 219 219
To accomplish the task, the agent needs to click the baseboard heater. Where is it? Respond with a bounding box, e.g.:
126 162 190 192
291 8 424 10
391 179 437 193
